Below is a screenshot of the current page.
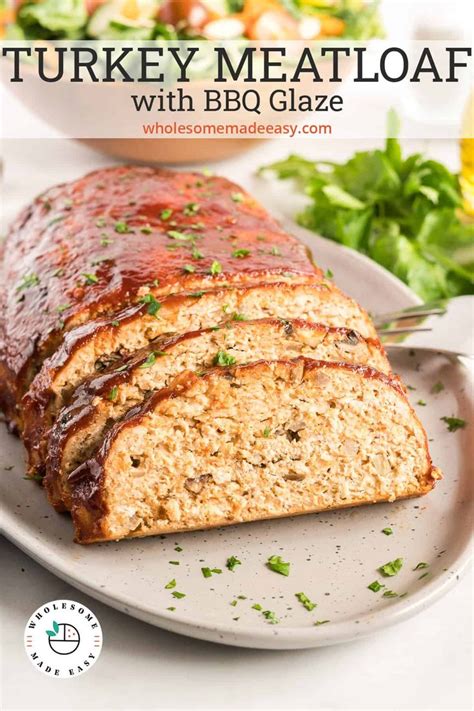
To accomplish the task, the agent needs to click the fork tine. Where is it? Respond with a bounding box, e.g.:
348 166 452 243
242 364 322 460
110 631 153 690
373 308 446 327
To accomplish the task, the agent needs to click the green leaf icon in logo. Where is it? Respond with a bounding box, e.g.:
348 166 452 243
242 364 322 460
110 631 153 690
46 621 60 637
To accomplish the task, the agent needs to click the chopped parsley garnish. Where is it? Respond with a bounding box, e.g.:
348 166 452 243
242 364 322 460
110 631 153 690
232 248 251 258
139 293 161 316
108 386 118 401
368 580 384 592
267 555 290 576
56 304 70 313
230 600 238 607
24 473 44 482
183 202 200 216
262 610 279 624
168 230 195 242
270 246 281 256
191 247 204 260
82 272 99 285
160 208 173 221
210 260 222 275
252 603 262 611
382 590 398 598
114 221 132 234
378 558 403 577
111 320 120 327
167 607 176 611
174 546 183 552
139 352 159 369
169 561 180 566
171 591 186 599
165 579 176 589
100 236 113 246
226 556 241 572
183 264 196 273
431 381 445 394
263 426 271 438
95 217 106 228
231 192 244 203
324 268 334 279
16 273 40 291
382 527 393 536
189 291 204 298
417 399 427 406
314 620 330 626
213 350 237 367
231 312 246 321
440 416 466 432
201 567 222 578
141 225 153 234
413 562 429 570
295 592 317 611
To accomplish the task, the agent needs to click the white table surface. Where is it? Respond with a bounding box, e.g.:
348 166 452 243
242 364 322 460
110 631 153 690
1 135 473 711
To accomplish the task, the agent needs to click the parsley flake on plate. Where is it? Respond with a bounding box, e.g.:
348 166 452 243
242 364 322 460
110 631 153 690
226 556 242 572
378 558 403 577
295 592 317 611
440 416 467 432
139 293 161 316
368 580 384 592
164 579 176 589
382 527 393 536
267 555 290 576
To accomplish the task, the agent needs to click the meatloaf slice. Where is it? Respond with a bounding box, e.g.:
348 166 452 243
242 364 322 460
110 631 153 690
22 279 376 472
69 358 440 544
0 165 321 428
45 319 390 511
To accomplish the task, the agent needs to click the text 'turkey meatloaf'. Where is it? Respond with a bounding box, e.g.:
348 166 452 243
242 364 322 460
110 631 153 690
44 318 390 510
22 279 376 475
0 166 321 427
69 358 440 544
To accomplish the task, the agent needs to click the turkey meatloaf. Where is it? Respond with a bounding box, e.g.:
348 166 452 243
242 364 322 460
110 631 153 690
0 166 321 427
69 358 440 544
22 280 377 477
44 318 390 511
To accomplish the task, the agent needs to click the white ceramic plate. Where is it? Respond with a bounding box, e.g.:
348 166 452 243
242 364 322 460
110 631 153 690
1 231 472 649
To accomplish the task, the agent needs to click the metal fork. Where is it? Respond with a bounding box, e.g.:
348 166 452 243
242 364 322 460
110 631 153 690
373 301 473 360
373 301 447 335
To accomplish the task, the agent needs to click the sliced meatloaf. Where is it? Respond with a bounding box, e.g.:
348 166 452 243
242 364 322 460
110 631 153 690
0 166 321 427
44 318 390 511
69 358 440 544
22 279 377 475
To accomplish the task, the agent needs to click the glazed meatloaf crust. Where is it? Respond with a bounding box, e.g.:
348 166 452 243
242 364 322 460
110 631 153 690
44 318 390 511
70 358 439 544
22 280 376 476
0 166 321 427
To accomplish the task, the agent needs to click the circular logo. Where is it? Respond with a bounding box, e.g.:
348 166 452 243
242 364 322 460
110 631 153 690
24 600 103 678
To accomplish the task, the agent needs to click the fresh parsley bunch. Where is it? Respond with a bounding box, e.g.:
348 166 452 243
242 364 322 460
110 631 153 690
260 132 474 301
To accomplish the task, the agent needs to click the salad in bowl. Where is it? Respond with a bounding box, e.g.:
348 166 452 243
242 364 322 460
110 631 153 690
2 0 383 41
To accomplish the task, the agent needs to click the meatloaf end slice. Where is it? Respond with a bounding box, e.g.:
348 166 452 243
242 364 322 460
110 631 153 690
0 165 320 429
22 279 376 475
69 358 440 544
45 318 390 510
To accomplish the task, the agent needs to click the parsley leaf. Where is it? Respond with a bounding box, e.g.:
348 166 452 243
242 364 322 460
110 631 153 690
378 558 403 577
368 580 384 592
440 416 467 432
210 260 222 275
213 350 237 367
295 592 317 611
260 124 474 301
226 556 242 572
381 527 393 536
267 555 290 576
232 248 251 258
139 293 161 316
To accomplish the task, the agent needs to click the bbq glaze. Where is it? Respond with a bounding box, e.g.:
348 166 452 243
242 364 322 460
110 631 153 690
0 166 320 424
